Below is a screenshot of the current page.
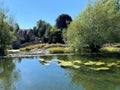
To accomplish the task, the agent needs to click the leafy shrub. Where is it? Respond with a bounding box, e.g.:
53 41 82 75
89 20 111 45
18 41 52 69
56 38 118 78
100 47 120 53
20 47 31 51
20 44 47 51
19 43 68 52
48 47 71 54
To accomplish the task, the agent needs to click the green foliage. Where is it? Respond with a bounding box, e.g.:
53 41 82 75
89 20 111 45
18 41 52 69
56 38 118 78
20 44 46 51
67 0 120 53
48 26 64 43
48 26 69 44
0 6 15 55
19 47 31 51
34 20 52 38
48 14 72 44
100 47 120 53
48 47 71 54
56 14 72 29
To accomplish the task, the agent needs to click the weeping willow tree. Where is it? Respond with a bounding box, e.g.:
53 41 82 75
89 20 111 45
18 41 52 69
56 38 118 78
67 0 120 53
0 6 15 56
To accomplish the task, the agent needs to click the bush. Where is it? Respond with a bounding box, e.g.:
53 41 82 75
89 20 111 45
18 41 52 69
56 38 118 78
19 43 68 52
20 44 47 51
48 47 71 54
66 0 120 53
100 47 120 53
20 47 31 51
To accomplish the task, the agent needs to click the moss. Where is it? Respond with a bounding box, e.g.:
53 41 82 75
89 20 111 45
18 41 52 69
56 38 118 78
90 67 110 71
72 65 80 69
73 60 82 64
107 62 116 67
84 61 106 66
58 61 73 67
84 61 96 66
95 62 105 66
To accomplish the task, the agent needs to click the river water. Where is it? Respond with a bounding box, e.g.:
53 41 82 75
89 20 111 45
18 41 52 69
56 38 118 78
0 55 120 90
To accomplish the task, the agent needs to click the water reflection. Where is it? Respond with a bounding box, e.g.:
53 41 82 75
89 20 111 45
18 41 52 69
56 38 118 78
68 69 120 90
57 55 120 90
0 58 20 90
0 55 120 90
39 56 54 65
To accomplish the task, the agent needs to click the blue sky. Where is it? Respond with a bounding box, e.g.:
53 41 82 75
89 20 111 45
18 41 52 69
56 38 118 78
3 0 87 29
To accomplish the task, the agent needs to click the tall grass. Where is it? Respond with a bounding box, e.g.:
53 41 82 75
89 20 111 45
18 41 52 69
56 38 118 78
48 47 71 54
100 47 120 53
19 43 67 51
20 44 46 51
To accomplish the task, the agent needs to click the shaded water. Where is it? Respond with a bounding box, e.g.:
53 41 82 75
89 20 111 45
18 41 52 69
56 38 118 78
0 55 120 90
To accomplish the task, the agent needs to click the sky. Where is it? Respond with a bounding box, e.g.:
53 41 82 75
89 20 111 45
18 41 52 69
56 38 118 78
3 0 87 29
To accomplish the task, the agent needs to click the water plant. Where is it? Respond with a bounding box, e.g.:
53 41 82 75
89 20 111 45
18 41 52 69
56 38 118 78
95 62 105 66
107 62 116 67
58 61 73 67
73 60 82 64
84 61 96 66
48 47 71 54
72 65 80 69
90 67 110 71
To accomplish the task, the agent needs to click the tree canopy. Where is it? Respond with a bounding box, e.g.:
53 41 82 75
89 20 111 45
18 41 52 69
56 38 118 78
67 0 120 53
33 20 52 38
0 6 15 55
56 14 72 29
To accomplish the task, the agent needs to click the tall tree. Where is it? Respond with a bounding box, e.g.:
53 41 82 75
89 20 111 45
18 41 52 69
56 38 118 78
0 6 15 55
56 14 72 29
48 26 64 43
67 0 120 53
34 20 52 38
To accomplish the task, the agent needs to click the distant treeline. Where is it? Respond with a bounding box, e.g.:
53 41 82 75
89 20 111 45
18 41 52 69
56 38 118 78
13 14 72 48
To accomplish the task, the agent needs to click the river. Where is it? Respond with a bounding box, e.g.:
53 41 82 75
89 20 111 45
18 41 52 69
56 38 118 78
0 55 120 90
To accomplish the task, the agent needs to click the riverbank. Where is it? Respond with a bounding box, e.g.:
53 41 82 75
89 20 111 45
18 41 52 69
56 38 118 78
6 49 74 58
1 43 120 58
3 50 120 58
2 45 73 58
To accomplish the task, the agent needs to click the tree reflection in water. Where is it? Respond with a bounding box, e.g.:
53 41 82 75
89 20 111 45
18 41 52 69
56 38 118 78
0 58 20 90
67 69 120 90
57 55 120 90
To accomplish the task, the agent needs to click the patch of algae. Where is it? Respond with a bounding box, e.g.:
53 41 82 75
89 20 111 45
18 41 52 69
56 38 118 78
58 61 73 67
90 67 110 71
84 61 96 66
72 65 81 69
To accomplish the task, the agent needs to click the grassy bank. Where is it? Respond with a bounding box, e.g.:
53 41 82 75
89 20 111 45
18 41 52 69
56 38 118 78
19 43 120 55
20 44 46 51
100 44 120 53
20 43 66 51
48 47 71 54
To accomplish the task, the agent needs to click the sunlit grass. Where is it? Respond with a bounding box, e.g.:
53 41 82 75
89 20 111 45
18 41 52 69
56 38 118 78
100 47 120 53
20 44 46 51
90 67 110 71
19 43 66 51
48 47 71 54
